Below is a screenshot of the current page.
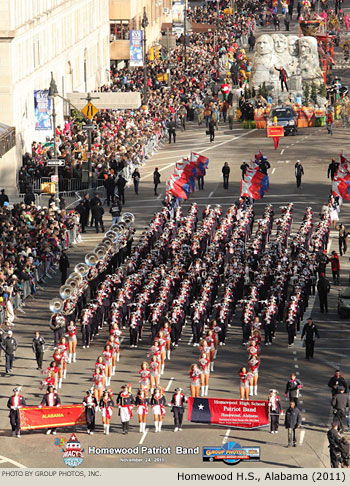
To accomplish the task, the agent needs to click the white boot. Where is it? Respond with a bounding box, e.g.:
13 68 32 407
117 354 120 362
155 422 159 433
112 366 116 376
73 353 76 363
103 424 107 435
139 423 143 432
63 369 67 379
167 350 171 360
205 385 208 396
151 388 154 395
161 364 164 375
68 353 72 364
201 386 205 396
142 422 146 433
254 386 258 395
107 377 111 386
58 378 62 388
210 362 214 372
249 386 253 396
159 421 162 432
214 350 217 359
106 424 110 435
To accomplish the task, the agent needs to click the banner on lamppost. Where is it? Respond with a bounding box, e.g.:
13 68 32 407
130 30 144 67
34 90 52 131
172 0 185 34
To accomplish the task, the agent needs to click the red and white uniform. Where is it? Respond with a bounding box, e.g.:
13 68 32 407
205 335 215 351
158 338 167 353
161 326 171 342
57 342 69 355
239 371 252 388
198 357 210 375
107 340 118 357
248 358 260 376
139 368 151 386
103 350 113 367
53 351 65 367
150 345 161 361
93 372 104 390
150 360 160 377
247 344 259 358
95 362 106 376
190 368 202 386
200 342 211 354
66 323 77 342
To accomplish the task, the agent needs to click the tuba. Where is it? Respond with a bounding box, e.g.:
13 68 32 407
75 263 89 277
67 272 82 284
85 252 98 267
49 298 64 314
88 267 98 281
60 285 72 300
121 212 135 227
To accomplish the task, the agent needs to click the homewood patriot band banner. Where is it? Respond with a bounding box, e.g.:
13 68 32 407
19 405 86 430
187 398 269 428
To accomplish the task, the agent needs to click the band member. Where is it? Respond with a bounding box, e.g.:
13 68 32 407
102 344 113 386
190 363 202 398
247 339 259 358
135 389 149 433
7 387 26 437
139 361 151 394
170 387 187 432
95 355 106 376
198 352 210 396
150 387 166 433
248 355 260 396
93 367 105 402
53 348 66 388
66 320 77 363
106 335 118 376
239 366 251 400
110 323 122 363
99 389 114 435
83 390 98 435
157 331 167 375
268 389 283 434
39 385 61 435
41 360 58 389
117 384 134 435
205 330 216 372
160 321 172 360
149 355 160 393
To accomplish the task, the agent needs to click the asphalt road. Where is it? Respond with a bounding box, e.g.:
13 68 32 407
1 15 350 471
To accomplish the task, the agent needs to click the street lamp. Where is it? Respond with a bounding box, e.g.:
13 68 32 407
141 7 149 104
48 72 59 205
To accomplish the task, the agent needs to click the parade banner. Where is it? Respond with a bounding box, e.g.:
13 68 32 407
19 405 86 430
130 30 143 67
187 398 269 429
172 0 185 34
34 90 52 131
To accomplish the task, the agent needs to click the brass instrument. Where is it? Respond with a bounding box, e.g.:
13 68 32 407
60 285 72 300
121 212 135 226
95 247 106 261
49 298 64 314
67 271 82 284
85 252 98 267
75 263 89 277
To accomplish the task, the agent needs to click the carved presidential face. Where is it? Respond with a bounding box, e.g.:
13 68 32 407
256 35 273 55
288 36 299 56
272 34 288 54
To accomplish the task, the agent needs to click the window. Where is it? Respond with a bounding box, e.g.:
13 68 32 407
110 21 130 41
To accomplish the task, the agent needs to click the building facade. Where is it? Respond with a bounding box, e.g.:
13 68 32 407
0 0 110 192
109 0 172 65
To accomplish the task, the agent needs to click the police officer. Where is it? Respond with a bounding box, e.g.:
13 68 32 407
327 421 349 468
32 331 45 370
331 387 350 433
301 317 319 360
1 330 17 374
170 387 187 432
7 387 26 437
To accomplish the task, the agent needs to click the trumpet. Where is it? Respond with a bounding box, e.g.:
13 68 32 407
121 212 135 227
75 263 89 277
85 252 98 267
49 298 64 314
60 285 72 300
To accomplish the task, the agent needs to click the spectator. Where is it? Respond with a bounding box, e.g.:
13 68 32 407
0 189 9 207
132 168 141 195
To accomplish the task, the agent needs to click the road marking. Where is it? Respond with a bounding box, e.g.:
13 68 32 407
286 160 290 164
294 357 298 361
296 371 300 375
272 168 276 175
294 364 299 369
166 377 174 391
209 192 214 198
222 428 231 444
188 336 193 345
299 400 303 405
157 193 162 200
299 428 305 445
277 160 284 164
280 149 285 154
141 130 257 180
0 455 27 468
139 428 148 445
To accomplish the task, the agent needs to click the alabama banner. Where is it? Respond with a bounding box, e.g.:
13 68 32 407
187 398 269 429
19 405 86 431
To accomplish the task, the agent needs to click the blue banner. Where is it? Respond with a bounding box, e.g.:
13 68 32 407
34 90 52 131
130 30 143 67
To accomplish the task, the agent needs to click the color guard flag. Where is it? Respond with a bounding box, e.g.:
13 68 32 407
241 167 269 200
167 153 209 199
332 174 350 201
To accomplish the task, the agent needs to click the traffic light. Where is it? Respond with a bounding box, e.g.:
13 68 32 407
148 47 155 61
156 46 161 59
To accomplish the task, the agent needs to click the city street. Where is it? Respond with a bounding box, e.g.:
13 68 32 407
1 116 350 469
